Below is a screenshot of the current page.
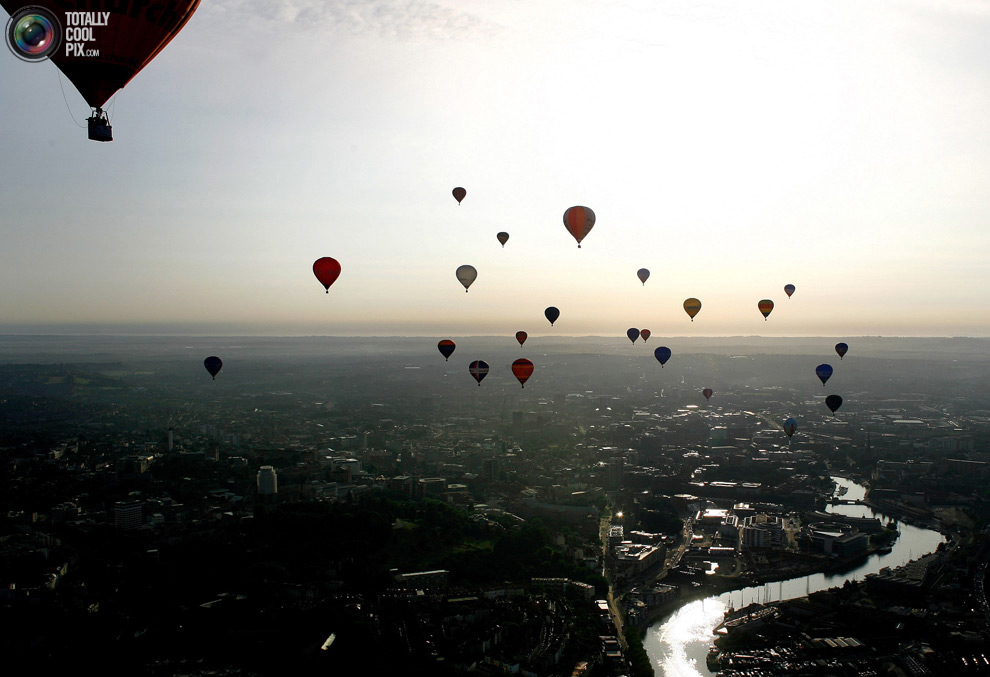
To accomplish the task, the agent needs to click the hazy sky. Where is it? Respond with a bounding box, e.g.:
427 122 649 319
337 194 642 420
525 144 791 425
2 0 989 337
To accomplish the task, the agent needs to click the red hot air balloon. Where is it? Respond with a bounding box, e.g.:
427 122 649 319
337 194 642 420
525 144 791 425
469 360 489 386
204 356 222 380
1 1 202 141
452 187 466 204
515 331 528 347
437 339 456 361
563 206 595 248
702 388 713 401
626 328 640 344
758 299 774 320
640 329 651 342
511 358 534 388
313 257 341 293
497 232 509 247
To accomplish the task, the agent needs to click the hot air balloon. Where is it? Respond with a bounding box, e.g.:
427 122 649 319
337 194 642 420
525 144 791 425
438 339 456 361
654 346 671 367
783 418 797 438
313 257 342 293
204 356 222 380
511 358 534 388
456 265 477 292
683 298 702 321
835 342 848 360
452 187 466 204
563 206 595 248
758 299 774 320
815 363 833 386
825 394 843 415
515 331 528 347
702 388 713 401
1 1 202 141
626 328 640 344
497 232 509 247
640 329 651 342
637 268 650 285
469 360 489 386
784 284 796 298
545 307 560 326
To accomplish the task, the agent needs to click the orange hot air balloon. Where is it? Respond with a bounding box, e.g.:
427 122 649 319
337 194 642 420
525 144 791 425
515 331 528 347
702 388 713 401
511 358 534 388
452 187 466 204
313 257 342 293
758 299 774 320
2 1 202 141
640 329 651 342
563 206 595 248
683 298 702 321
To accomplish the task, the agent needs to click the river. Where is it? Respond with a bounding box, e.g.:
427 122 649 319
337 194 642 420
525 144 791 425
642 477 945 676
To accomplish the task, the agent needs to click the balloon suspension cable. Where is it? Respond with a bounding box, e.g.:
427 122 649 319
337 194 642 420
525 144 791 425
56 70 87 128
104 93 117 122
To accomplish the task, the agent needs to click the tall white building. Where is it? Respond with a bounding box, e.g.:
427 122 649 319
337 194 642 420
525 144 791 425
257 465 278 496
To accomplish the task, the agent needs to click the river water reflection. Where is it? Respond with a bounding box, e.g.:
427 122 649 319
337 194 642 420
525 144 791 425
643 477 946 676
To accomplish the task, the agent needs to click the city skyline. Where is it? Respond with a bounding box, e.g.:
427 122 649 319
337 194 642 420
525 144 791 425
3 1 990 337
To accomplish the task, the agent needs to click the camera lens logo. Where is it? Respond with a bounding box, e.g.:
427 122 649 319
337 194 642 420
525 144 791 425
6 7 62 62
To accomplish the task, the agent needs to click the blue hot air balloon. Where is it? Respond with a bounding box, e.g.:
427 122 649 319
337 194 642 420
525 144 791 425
825 394 843 415
654 346 671 367
835 342 848 360
783 417 797 438
469 360 489 386
204 356 222 380
815 363 833 386
545 306 560 326
626 328 640 343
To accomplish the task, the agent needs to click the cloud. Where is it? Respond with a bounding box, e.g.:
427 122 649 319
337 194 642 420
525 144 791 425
207 0 494 40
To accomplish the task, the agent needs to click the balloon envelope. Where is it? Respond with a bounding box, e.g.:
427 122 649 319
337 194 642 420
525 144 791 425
497 232 509 247
640 329 651 342
313 257 341 293
515 331 528 347
204 356 222 380
815 363 833 386
702 388 713 400
783 417 797 438
626 328 640 344
545 307 560 326
758 299 774 320
654 346 671 366
563 206 595 247
455 265 477 292
825 394 843 414
438 339 456 361
784 284 796 298
683 298 702 321
835 342 849 360
0 1 202 109
511 358 534 388
469 360 489 385
452 187 466 204
637 268 650 285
